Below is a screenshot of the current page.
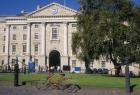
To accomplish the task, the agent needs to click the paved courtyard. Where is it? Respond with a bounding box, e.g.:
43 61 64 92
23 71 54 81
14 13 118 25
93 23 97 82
0 81 140 95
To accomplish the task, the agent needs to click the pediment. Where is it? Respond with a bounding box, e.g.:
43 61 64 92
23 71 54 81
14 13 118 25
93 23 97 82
28 2 78 17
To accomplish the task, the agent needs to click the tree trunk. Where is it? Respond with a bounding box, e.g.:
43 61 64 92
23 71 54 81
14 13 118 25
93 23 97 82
114 65 122 76
84 54 91 74
109 54 122 76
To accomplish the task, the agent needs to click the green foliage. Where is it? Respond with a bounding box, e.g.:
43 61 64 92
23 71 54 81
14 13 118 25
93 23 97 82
72 0 140 74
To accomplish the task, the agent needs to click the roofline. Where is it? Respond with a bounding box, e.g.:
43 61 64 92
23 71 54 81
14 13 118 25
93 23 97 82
27 2 78 16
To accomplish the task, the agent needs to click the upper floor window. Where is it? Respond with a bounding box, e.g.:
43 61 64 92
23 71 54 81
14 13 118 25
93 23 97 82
34 44 38 52
52 28 59 40
23 26 27 30
4 28 6 31
3 45 5 53
23 34 27 40
2 60 4 65
34 33 39 40
13 26 17 29
3 36 6 41
35 24 39 28
13 34 16 40
72 24 77 27
23 44 27 53
12 45 16 52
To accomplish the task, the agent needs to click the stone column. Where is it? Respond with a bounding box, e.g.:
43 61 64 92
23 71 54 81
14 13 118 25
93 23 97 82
27 23 31 58
6 24 10 70
5 24 10 55
63 22 68 56
41 22 46 55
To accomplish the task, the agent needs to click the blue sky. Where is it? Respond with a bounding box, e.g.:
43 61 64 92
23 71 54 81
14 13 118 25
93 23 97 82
0 0 79 15
0 0 139 16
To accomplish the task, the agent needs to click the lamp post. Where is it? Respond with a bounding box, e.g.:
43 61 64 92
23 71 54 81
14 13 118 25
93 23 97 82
124 41 130 95
125 58 130 95
7 55 10 71
14 56 19 86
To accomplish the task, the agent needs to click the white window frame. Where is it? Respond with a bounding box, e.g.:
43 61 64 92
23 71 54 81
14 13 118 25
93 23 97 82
12 45 16 53
23 34 27 40
4 28 6 31
22 44 27 53
34 33 39 40
13 34 16 40
35 24 39 28
72 60 76 68
12 59 15 66
34 59 38 66
2 60 4 65
3 45 5 53
51 28 59 40
34 44 38 53
23 26 27 30
3 35 6 41
13 26 17 29
72 24 77 28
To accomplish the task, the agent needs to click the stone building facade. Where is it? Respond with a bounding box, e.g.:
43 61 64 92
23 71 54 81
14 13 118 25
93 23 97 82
0 2 139 75
0 2 84 72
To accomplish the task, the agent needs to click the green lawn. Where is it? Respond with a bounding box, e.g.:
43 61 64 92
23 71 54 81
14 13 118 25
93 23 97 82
0 73 140 88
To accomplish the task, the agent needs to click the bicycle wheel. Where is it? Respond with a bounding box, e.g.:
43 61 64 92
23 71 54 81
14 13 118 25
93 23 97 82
64 84 81 93
46 83 59 90
36 81 47 90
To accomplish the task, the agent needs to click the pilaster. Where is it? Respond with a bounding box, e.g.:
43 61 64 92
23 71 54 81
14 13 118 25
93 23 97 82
63 22 68 56
27 23 31 57
41 22 46 55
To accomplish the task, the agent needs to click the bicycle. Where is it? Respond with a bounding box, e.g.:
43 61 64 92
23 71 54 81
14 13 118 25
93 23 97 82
35 73 81 93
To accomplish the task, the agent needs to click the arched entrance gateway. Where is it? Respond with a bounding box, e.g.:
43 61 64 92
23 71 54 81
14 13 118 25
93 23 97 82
49 50 60 71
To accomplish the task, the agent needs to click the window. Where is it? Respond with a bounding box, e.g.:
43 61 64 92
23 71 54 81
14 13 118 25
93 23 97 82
52 28 59 40
72 60 76 68
23 26 27 30
13 34 16 40
101 61 106 68
23 44 26 53
12 45 16 52
4 28 6 31
35 24 39 28
34 33 39 40
34 59 38 66
72 24 77 27
23 34 27 40
34 44 38 52
12 59 15 66
3 36 6 41
3 45 5 53
13 26 17 29
2 60 4 65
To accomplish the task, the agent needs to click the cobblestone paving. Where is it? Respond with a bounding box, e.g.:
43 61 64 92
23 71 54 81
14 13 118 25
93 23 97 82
0 81 139 95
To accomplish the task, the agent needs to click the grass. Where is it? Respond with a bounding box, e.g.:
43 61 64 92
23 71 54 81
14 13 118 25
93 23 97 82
0 73 140 88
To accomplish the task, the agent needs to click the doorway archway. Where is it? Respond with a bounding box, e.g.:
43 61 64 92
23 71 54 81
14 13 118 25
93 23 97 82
49 50 60 68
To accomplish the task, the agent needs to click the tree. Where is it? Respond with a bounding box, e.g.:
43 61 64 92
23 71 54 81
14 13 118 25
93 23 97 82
72 0 107 73
101 0 140 76
72 0 140 75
